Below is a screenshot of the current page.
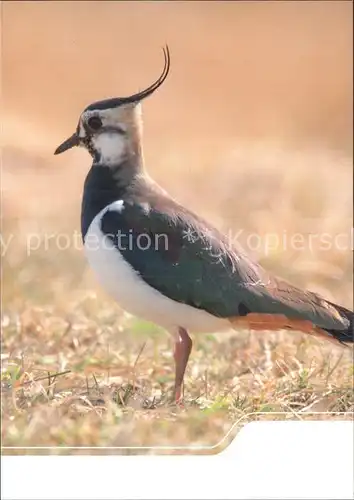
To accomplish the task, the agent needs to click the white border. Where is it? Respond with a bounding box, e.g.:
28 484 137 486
2 411 353 451
2 419 353 500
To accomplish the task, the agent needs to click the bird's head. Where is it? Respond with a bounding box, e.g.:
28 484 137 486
54 46 170 165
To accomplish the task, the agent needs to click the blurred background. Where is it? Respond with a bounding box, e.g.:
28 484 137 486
2 1 353 448
3 0 352 304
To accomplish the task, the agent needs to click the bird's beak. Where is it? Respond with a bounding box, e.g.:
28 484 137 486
54 133 80 155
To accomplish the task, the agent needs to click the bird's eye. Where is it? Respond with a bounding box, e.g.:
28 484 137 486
87 116 102 131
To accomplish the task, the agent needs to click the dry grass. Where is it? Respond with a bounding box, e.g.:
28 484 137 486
2 144 353 454
1 1 353 454
2 301 353 454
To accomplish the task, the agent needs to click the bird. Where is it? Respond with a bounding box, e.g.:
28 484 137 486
54 45 353 404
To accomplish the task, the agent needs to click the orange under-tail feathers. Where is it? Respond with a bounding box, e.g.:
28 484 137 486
229 313 350 347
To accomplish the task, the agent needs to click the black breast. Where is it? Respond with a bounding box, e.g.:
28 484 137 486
81 165 127 240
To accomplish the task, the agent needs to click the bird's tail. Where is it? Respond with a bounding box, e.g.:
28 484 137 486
229 298 353 347
321 300 353 345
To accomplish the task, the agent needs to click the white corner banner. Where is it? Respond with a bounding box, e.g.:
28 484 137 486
2 421 353 499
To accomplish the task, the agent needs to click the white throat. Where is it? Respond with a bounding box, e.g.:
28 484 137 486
92 132 126 165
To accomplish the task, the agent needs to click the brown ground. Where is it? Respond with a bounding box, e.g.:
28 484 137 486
2 1 353 454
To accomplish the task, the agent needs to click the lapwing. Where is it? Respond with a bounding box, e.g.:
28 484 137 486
55 46 353 404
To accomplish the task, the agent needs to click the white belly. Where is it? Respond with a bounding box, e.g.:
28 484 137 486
84 204 229 333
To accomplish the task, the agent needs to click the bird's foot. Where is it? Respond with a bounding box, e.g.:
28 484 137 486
173 387 186 408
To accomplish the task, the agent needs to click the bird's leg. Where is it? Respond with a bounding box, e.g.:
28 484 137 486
173 327 192 404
